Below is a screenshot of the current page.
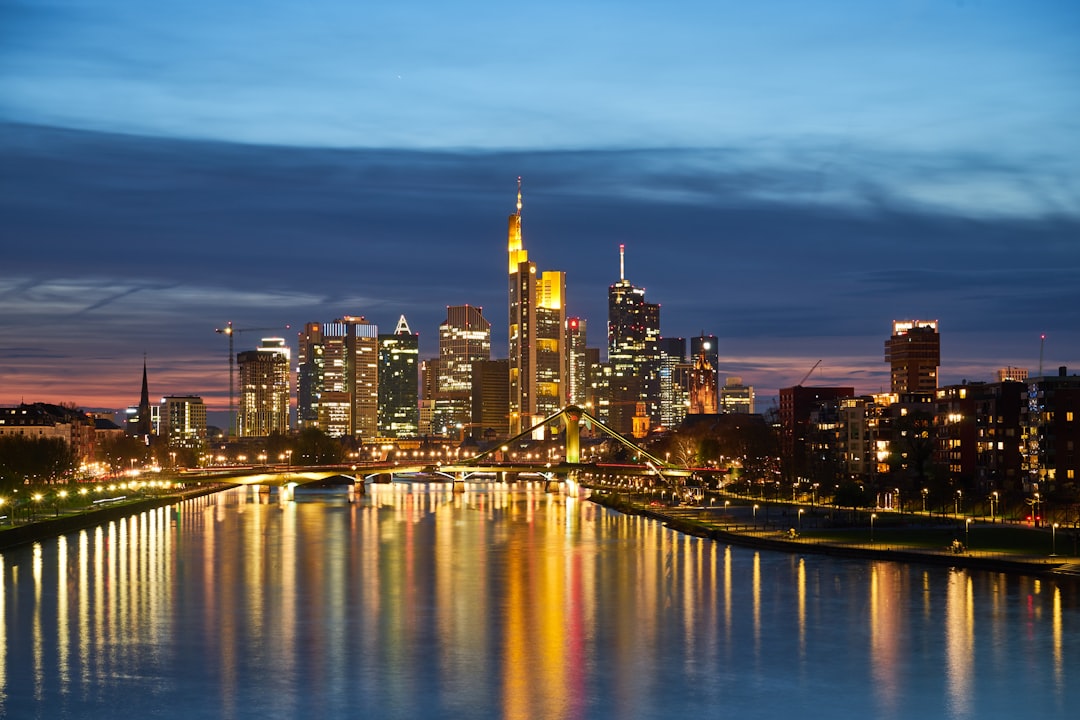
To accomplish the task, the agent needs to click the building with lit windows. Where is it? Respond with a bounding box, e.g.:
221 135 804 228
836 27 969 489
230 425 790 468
378 315 419 438
607 244 661 435
297 316 379 439
237 338 291 437
885 320 940 394
433 305 491 434
507 178 566 435
566 317 588 406
719 376 755 414
657 337 687 427
160 396 206 450
1022 366 1080 498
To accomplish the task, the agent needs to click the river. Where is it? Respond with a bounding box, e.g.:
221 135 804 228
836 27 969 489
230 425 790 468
1 483 1077 719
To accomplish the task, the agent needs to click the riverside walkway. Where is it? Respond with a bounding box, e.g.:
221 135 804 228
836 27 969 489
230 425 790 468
592 493 1080 578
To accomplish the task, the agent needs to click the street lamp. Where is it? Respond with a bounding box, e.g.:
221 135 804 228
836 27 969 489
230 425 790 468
955 489 962 518
1052 523 1059 556
991 491 998 523
965 518 972 549
798 508 804 530
724 500 730 515
871 513 877 543
753 504 759 523
922 487 928 514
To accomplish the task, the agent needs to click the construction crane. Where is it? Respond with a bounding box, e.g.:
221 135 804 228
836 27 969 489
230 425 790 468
799 360 822 386
214 322 290 438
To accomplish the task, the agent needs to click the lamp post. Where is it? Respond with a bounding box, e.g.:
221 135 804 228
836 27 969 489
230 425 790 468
991 491 998 523
798 508 804 530
870 513 877 543
965 517 972 549
753 504 759 524
922 488 928 514
724 500 730 516
1052 523 1059 556
955 489 962 518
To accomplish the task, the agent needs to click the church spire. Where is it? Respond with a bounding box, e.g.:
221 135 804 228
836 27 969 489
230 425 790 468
136 354 152 439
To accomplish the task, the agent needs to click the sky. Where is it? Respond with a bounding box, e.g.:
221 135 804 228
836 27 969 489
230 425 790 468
2 0 1079 424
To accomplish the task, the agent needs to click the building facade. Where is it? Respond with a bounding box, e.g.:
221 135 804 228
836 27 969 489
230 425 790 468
297 316 379 439
607 244 661 434
237 338 291 437
378 315 419 438
507 178 566 435
160 396 206 450
885 320 940 394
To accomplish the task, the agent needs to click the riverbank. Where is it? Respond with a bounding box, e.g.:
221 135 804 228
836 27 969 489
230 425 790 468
0 484 232 552
590 492 1080 578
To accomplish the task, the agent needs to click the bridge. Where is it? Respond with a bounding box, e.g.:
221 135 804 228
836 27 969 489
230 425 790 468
182 406 697 499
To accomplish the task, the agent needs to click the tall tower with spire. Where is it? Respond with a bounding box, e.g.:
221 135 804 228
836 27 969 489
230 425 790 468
607 245 661 434
129 356 154 441
507 178 567 436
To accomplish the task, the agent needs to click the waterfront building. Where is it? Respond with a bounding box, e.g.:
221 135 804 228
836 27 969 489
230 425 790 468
160 396 206 450
236 338 291 437
885 320 940 394
779 385 854 480
297 316 379 439
719 376 755 415
378 315 419 438
607 244 661 434
507 178 566 435
1022 366 1080 499
0 402 96 464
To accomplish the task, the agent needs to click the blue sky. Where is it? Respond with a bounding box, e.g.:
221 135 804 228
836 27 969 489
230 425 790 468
1 0 1078 419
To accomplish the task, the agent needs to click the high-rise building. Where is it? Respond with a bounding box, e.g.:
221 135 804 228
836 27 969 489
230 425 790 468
378 315 419 438
657 337 687 427
507 178 566 435
160 396 206 450
719 376 755 414
566 317 588 406
885 320 940 394
607 244 661 434
297 316 379 439
237 338 291 437
433 305 491 434
471 359 510 439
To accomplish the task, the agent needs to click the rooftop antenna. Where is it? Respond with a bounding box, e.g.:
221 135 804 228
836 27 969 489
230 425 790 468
619 243 625 281
516 176 522 216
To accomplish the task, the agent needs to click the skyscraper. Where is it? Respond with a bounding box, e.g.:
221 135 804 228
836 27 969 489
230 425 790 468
297 316 379 438
566 317 588 406
433 305 490 434
885 320 940 394
160 396 206 450
378 315 419 438
237 338 291 437
657 337 687 427
507 178 566 436
607 245 661 434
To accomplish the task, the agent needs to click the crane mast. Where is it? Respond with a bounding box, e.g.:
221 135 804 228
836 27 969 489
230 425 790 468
214 322 289 438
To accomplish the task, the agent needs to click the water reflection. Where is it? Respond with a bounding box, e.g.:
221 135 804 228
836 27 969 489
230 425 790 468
0 484 1077 720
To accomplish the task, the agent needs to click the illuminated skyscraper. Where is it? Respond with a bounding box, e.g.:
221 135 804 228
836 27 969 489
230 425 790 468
507 178 566 435
433 305 491 434
237 338 291 437
566 317 589 406
885 320 940 394
378 315 419 438
160 396 206 450
607 244 660 434
297 316 379 438
657 337 687 427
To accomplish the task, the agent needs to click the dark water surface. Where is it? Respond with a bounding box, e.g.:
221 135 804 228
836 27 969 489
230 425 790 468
2 484 1077 719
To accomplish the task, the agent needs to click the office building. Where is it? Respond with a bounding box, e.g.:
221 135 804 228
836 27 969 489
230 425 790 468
472 359 510 439
237 338 291 437
507 178 566 435
297 316 379 439
566 317 589 406
885 320 940 394
378 315 419 438
160 396 206 450
607 244 661 434
657 337 687 427
433 305 491 435
719 376 755 414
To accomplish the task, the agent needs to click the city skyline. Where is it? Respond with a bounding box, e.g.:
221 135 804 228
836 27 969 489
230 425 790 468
2 1 1078 419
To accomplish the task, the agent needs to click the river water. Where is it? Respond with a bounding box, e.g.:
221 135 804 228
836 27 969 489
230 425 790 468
1 483 1077 720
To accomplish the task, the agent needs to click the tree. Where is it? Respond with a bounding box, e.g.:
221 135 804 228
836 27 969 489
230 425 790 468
96 434 151 473
0 436 76 489
293 428 344 465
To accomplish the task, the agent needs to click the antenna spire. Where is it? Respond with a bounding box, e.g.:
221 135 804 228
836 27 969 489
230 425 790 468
619 244 625 281
516 176 522 215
